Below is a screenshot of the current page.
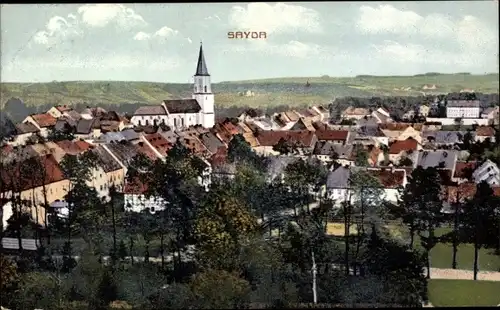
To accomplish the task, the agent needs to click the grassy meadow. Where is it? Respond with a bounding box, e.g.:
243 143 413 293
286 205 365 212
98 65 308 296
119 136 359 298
1 73 498 109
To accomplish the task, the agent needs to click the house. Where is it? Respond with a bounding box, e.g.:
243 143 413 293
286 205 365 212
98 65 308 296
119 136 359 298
46 105 74 119
472 160 500 187
55 140 93 155
419 105 430 117
365 167 407 204
135 140 162 162
80 107 107 120
325 166 351 204
211 162 238 182
388 138 419 165
91 145 125 194
0 154 70 226
446 100 480 119
22 113 57 137
142 133 172 157
74 118 102 140
341 107 370 120
198 131 226 155
313 141 354 165
379 123 422 144
237 108 265 122
315 130 349 145
475 126 496 143
356 126 389 146
28 142 67 163
123 177 167 214
311 105 330 122
371 107 393 124
8 123 40 146
290 118 316 131
253 130 317 156
481 106 499 120
159 129 180 145
177 131 209 156
54 112 81 133
422 130 471 146
103 141 140 174
1 144 39 165
413 150 459 176
212 120 241 144
452 161 477 184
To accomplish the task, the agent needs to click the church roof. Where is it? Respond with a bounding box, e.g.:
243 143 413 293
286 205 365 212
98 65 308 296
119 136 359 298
163 99 202 114
195 44 210 76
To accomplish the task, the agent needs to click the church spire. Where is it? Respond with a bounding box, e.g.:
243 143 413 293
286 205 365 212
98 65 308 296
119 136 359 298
195 42 210 76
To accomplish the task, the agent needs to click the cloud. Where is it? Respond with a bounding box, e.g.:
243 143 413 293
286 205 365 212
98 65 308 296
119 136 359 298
33 14 83 46
356 4 496 48
229 2 322 34
77 4 147 29
133 26 191 45
371 40 474 67
33 4 147 46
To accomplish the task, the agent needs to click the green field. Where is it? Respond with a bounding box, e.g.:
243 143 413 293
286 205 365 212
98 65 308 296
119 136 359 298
1 73 498 109
428 279 500 306
390 226 500 271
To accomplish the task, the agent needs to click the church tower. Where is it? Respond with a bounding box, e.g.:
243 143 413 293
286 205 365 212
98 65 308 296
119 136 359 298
192 43 215 128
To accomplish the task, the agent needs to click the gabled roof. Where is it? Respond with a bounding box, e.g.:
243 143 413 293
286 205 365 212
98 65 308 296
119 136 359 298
136 141 160 161
256 130 317 147
326 166 350 188
475 126 495 137
91 145 123 173
313 141 353 158
416 150 458 170
1 154 65 192
76 118 98 134
198 131 225 154
366 168 405 188
15 122 40 134
29 113 57 128
163 99 201 114
105 141 140 167
144 133 172 156
389 138 418 155
56 140 92 155
315 130 348 141
453 161 477 179
133 105 167 116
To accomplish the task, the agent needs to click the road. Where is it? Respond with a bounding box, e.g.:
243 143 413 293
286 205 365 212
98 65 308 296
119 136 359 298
429 267 500 282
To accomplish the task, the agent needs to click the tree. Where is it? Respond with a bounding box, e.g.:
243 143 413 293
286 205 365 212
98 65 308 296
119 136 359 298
398 156 413 167
194 187 258 271
189 269 251 309
96 268 118 309
354 146 369 167
401 167 444 278
0 255 19 299
228 133 265 170
47 128 75 142
461 182 497 280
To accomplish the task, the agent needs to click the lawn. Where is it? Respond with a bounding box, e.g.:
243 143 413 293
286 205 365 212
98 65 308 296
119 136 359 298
428 279 500 306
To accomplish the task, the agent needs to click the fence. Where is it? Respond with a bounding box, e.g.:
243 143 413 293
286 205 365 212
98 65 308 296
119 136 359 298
1 238 40 251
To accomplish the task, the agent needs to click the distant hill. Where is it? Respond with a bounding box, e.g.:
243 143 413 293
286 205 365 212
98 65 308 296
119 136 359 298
1 73 498 110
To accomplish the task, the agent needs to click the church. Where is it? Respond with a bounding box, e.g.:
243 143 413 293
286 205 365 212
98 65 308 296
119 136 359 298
131 44 215 130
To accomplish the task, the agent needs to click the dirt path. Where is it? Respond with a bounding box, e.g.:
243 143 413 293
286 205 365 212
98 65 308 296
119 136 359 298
429 268 500 281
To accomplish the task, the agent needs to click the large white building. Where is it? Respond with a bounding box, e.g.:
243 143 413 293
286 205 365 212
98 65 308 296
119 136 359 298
130 43 215 130
446 100 481 119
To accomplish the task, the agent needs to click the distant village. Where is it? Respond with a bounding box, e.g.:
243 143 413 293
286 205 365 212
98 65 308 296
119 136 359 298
1 44 500 232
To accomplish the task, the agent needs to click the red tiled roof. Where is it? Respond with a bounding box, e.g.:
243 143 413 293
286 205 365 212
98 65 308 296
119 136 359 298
475 126 495 137
144 133 172 156
1 154 65 192
389 138 418 154
315 130 348 141
446 183 477 203
255 130 316 147
123 177 149 195
367 169 406 188
136 141 159 161
453 161 477 179
30 113 57 128
1 145 13 154
210 146 228 166
56 140 92 155
379 123 412 131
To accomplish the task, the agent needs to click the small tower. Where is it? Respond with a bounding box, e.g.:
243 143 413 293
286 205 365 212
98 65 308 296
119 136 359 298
192 42 215 128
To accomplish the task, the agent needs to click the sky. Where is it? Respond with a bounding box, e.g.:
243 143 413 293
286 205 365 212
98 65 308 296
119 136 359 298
1 2 499 83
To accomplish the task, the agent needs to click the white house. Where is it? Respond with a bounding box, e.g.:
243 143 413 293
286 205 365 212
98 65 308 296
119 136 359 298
472 160 500 187
123 178 167 214
446 100 481 119
130 43 215 130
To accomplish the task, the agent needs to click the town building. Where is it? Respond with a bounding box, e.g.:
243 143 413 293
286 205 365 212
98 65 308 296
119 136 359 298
446 100 481 119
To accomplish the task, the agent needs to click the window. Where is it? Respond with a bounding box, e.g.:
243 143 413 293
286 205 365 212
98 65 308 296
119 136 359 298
145 120 149 126
204 86 207 92
100 185 103 191
174 118 177 127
